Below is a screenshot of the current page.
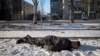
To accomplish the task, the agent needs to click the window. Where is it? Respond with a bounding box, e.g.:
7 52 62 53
74 1 81 6
75 7 81 11
51 0 58 2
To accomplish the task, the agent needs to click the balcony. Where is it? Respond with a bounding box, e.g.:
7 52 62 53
97 6 100 11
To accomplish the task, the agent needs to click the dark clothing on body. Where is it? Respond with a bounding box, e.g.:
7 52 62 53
17 35 73 51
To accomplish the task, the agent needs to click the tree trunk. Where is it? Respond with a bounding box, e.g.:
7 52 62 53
69 0 74 23
32 0 38 24
87 0 91 19
5 0 13 21
33 6 37 24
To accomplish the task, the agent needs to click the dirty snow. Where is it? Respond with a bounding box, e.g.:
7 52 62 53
0 39 100 56
0 22 100 56
0 23 100 30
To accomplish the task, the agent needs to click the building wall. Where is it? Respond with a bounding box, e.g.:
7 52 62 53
12 0 23 20
74 0 82 19
62 0 70 19
0 0 13 20
96 0 100 18
0 0 34 21
0 0 4 20
50 0 63 20
22 1 34 20
13 0 34 20
62 0 99 20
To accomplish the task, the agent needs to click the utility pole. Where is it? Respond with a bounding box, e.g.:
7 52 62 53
32 0 38 24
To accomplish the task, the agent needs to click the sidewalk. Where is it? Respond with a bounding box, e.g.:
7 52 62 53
0 30 100 38
52 19 100 23
0 22 100 30
0 19 100 23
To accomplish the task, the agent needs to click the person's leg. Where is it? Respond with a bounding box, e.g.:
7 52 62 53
16 35 62 51
16 35 34 45
16 35 46 47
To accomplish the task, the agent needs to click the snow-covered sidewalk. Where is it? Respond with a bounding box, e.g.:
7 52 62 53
0 30 100 38
0 23 100 30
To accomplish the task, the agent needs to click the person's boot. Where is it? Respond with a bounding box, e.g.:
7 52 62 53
16 35 33 45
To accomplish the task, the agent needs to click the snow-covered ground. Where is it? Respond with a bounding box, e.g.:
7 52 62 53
0 22 100 56
0 23 100 30
0 31 100 56
0 31 100 37
0 39 100 56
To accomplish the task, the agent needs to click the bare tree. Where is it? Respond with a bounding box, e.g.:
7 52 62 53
81 0 92 19
69 0 74 23
32 0 38 24
5 0 13 21
87 0 91 19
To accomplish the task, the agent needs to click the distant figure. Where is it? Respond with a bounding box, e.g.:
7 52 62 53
16 35 81 52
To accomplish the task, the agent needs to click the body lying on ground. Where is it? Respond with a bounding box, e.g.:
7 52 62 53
16 35 81 52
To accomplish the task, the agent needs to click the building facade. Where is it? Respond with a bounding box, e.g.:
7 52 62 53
62 0 100 20
0 0 13 20
96 0 100 18
0 0 5 20
12 0 23 20
0 0 34 21
50 0 63 20
62 0 70 19
20 1 34 20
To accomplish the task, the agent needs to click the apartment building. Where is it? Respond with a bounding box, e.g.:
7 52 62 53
63 0 100 20
0 0 4 20
50 0 63 20
21 1 34 20
96 0 100 18
12 0 23 20
0 0 34 20
62 0 70 19
0 0 13 20
13 0 34 20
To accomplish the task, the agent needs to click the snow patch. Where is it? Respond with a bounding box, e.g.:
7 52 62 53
0 39 100 56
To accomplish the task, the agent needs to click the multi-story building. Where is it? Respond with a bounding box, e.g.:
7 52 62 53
96 0 100 18
63 0 100 20
0 0 12 20
0 0 23 20
50 0 63 20
0 0 34 21
12 0 24 20
17 1 34 20
62 0 70 19
0 0 4 20
74 0 82 19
